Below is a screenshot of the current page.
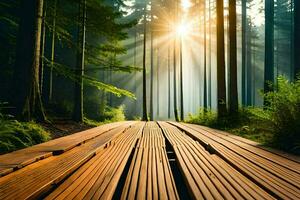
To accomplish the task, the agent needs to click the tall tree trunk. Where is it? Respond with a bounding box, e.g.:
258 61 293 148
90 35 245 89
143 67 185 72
264 0 274 102
203 0 207 109
40 1 46 95
179 36 184 121
156 47 160 117
134 27 137 116
150 1 154 121
168 24 171 118
295 0 300 78
142 5 148 121
216 0 227 117
73 0 86 122
246 27 252 105
49 0 57 103
173 2 179 122
208 0 212 108
241 0 247 105
14 0 46 121
229 0 238 114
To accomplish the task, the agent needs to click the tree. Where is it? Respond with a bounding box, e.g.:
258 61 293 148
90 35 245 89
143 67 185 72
14 0 46 121
203 0 208 110
295 0 300 78
40 1 47 94
173 1 179 122
73 0 86 122
150 0 154 121
264 0 274 100
216 0 227 117
48 0 58 103
241 0 247 105
228 0 238 114
142 3 148 121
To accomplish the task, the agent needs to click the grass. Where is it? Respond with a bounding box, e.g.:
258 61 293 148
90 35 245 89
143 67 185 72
0 116 51 154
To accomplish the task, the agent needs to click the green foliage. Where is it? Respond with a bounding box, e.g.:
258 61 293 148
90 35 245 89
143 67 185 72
263 76 300 153
187 107 274 146
187 108 218 127
43 57 135 99
84 105 126 126
188 77 300 154
0 116 51 154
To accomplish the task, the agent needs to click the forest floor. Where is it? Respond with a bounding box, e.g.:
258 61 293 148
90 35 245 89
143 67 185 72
40 120 94 139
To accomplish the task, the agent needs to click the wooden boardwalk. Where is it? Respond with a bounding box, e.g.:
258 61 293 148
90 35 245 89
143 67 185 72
0 121 299 199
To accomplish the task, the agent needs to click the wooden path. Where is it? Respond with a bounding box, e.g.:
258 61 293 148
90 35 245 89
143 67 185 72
0 121 299 199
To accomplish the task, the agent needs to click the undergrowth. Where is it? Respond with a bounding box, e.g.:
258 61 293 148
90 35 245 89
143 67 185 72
0 114 51 154
187 76 300 155
84 105 126 126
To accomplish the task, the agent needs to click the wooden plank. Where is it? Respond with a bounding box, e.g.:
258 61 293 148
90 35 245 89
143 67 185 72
0 122 135 199
177 122 300 188
187 123 300 164
0 121 134 177
168 122 300 199
121 122 178 200
182 123 300 173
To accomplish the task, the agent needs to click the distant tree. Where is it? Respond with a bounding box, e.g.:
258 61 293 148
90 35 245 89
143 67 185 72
203 0 208 109
173 1 179 122
228 0 238 114
142 3 148 121
14 0 46 121
264 0 274 102
150 0 154 121
241 0 247 105
48 0 58 103
73 0 86 122
216 0 227 117
295 0 300 78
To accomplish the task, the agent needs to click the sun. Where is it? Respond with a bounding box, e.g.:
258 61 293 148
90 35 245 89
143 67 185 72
181 0 192 10
176 23 191 37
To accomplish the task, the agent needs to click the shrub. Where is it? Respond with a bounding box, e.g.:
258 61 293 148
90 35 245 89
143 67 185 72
264 76 300 153
84 105 126 126
0 118 51 154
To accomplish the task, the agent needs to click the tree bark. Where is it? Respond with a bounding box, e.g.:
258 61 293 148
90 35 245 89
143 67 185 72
229 0 238 114
295 0 300 78
168 24 171 118
216 0 227 118
156 47 160 117
49 0 57 103
14 0 46 121
208 0 212 108
40 2 46 95
203 0 207 109
241 0 247 105
142 5 148 121
264 0 274 102
179 37 184 121
73 0 86 122
173 1 179 122
150 1 154 121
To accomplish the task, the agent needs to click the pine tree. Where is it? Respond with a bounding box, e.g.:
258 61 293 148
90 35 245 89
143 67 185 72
73 0 86 122
14 0 46 121
216 0 227 117
264 0 274 100
229 0 238 114
295 0 300 78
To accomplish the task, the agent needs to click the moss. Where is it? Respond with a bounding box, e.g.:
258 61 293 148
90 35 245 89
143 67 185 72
0 119 51 154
